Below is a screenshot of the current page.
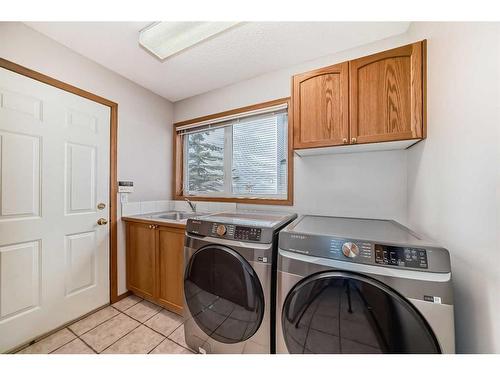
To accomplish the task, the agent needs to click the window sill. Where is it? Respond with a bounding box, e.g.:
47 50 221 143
173 194 293 206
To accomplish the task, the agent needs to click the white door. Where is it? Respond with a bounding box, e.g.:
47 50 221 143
0 67 110 352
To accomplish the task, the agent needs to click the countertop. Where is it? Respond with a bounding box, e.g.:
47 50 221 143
122 212 195 229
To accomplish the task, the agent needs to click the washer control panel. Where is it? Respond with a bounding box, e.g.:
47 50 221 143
206 223 262 242
187 219 275 244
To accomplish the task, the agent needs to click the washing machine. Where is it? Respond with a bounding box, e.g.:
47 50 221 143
276 215 455 354
183 210 297 354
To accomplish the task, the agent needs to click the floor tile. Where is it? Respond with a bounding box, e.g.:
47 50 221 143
102 325 164 354
123 300 162 323
17 328 76 354
112 295 142 312
168 324 189 350
69 306 120 336
144 309 184 337
150 339 193 354
52 338 95 354
80 313 140 353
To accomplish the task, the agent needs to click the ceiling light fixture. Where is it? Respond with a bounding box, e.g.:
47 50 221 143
139 22 240 60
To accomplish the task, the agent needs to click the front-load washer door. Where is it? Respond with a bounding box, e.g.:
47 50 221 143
282 271 441 354
184 245 265 344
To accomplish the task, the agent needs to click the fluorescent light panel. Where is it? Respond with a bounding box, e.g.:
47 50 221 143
139 22 239 60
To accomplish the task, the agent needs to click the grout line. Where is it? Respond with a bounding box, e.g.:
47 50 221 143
142 309 163 325
166 337 196 354
143 316 184 338
90 321 142 354
120 308 162 326
48 337 98 355
47 334 79 354
115 296 143 313
147 337 168 354
66 325 78 337
149 323 182 338
79 337 99 354
77 312 128 339
68 308 120 337
167 325 195 352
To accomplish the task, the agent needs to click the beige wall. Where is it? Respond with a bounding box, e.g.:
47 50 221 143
0 22 174 295
405 22 500 353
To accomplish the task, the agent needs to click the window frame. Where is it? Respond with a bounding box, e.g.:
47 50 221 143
173 97 293 206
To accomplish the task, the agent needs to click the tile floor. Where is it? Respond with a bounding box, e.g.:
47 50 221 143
16 295 195 354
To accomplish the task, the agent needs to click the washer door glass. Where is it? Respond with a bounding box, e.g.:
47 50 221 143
282 271 441 353
184 245 265 344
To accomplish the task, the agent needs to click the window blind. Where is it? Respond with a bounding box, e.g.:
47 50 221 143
176 102 288 135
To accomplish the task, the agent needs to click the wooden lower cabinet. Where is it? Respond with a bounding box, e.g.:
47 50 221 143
156 226 185 315
126 222 156 299
125 221 185 315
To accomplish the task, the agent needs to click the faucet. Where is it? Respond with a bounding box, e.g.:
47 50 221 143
185 198 197 212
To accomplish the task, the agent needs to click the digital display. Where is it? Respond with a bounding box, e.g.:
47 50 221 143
375 245 428 269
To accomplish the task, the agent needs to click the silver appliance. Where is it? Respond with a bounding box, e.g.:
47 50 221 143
184 210 297 354
276 215 455 354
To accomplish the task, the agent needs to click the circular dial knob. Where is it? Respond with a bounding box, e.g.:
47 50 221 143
216 224 227 236
342 242 359 258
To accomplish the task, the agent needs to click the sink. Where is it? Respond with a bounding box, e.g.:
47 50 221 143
150 211 203 221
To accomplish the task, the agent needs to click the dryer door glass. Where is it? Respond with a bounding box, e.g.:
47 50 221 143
184 245 265 344
282 271 441 353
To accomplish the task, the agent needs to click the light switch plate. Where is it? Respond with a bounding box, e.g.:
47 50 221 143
118 181 134 193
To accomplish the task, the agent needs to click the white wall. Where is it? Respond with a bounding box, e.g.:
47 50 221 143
174 32 418 224
174 23 500 353
405 22 500 353
0 22 174 295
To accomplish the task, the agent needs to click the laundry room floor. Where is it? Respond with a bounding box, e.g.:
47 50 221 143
15 296 195 354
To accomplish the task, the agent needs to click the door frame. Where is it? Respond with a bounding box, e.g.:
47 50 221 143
0 57 121 303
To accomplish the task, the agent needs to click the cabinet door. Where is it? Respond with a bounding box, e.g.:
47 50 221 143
126 222 156 299
349 41 424 144
293 62 349 149
157 226 185 314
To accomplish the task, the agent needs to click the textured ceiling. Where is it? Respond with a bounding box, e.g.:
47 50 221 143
26 22 410 102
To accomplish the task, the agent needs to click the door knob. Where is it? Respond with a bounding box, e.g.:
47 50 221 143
97 218 108 225
351 137 357 144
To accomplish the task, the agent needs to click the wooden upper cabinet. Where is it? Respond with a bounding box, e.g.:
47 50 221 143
156 226 185 315
126 222 156 299
293 62 349 149
350 41 425 144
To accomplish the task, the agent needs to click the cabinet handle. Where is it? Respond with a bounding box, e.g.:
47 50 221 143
342 138 348 144
351 137 357 144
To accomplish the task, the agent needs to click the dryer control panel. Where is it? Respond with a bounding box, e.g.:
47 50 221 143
330 239 428 269
374 245 428 269
280 235 437 271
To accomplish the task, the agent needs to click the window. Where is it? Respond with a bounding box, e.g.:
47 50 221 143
174 99 292 205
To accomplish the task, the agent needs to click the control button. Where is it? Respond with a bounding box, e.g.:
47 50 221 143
216 225 227 236
342 242 359 258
